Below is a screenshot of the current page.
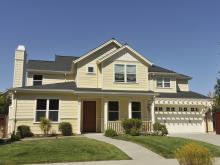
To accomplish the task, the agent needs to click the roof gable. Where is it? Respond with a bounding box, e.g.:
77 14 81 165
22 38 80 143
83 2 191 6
97 45 153 66
73 39 122 64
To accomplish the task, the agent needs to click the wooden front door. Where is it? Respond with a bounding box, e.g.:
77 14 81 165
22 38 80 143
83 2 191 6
83 101 96 132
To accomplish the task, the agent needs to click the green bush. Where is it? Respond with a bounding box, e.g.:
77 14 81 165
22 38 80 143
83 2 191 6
175 143 214 165
10 131 21 142
59 122 73 136
104 129 118 137
122 119 142 135
17 125 33 138
153 122 168 136
40 118 51 136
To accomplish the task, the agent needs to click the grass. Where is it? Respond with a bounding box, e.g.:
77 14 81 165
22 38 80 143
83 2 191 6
114 135 220 158
0 137 130 164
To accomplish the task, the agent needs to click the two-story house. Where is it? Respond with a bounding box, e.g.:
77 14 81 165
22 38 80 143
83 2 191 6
8 39 213 135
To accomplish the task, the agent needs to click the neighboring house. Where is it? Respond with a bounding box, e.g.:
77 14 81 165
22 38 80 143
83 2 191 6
8 39 213 135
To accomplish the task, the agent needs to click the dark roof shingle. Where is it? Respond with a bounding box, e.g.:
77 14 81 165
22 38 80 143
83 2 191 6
158 91 210 99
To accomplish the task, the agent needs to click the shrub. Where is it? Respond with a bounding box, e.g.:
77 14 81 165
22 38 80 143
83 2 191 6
122 119 142 135
104 129 118 137
10 131 21 142
175 143 214 165
17 125 33 138
40 118 51 136
153 122 168 136
59 122 73 136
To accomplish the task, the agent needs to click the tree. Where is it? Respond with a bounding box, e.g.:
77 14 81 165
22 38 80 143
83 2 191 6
0 92 11 115
40 118 51 136
213 73 220 112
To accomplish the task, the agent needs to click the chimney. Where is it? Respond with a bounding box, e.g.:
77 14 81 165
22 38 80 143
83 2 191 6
13 45 27 87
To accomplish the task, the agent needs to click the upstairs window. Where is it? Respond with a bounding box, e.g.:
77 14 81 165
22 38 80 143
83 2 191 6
115 64 136 83
33 75 43 86
126 65 136 82
87 66 95 74
132 102 141 119
156 77 170 88
115 64 125 82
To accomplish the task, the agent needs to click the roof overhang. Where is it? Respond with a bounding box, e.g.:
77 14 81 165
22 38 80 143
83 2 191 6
73 39 122 64
149 72 192 80
97 45 153 66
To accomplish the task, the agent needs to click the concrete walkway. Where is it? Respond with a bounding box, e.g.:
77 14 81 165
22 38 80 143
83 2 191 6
171 133 220 146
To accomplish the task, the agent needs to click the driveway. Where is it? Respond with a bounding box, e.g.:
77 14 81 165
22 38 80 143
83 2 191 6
170 133 220 146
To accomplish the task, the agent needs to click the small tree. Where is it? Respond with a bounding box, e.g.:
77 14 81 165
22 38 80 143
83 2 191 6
0 92 11 115
40 118 51 136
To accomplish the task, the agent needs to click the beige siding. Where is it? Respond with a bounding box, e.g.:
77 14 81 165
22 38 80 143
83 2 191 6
76 43 118 88
177 79 189 91
102 52 149 90
27 73 74 86
14 93 78 134
13 50 26 87
148 75 177 93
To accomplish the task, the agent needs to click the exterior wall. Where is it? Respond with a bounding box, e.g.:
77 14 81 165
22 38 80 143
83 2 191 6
9 93 78 134
177 79 189 91
102 52 149 90
76 43 118 88
13 49 26 87
27 73 74 86
148 75 177 93
154 104 206 133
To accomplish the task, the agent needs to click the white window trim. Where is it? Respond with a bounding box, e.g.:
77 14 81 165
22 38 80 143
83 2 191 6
86 65 96 74
156 77 171 88
34 98 60 124
33 75 43 86
114 64 137 83
108 100 120 121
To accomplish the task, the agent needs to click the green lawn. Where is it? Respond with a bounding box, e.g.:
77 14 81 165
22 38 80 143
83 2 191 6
114 135 220 158
0 137 130 164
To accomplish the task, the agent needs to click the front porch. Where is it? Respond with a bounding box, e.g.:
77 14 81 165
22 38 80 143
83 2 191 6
77 95 155 134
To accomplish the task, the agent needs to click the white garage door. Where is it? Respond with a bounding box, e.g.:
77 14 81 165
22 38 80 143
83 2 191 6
155 112 205 133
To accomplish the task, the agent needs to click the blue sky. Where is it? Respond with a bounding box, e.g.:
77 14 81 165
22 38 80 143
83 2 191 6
0 0 219 95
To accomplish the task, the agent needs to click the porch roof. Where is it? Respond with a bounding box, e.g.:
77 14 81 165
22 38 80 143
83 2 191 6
10 82 156 96
158 91 211 99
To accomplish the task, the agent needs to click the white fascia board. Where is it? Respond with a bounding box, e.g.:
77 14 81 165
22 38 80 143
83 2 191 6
73 39 122 64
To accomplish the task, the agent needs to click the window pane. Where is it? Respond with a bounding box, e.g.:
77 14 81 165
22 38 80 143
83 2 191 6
126 65 136 74
49 99 59 110
164 83 170 88
115 73 125 82
127 74 136 82
108 101 119 111
164 78 170 83
132 112 141 119
49 111 59 121
108 112 119 121
115 65 124 74
33 75 43 80
157 78 163 87
132 102 141 111
36 99 47 110
36 111 46 122
33 81 42 86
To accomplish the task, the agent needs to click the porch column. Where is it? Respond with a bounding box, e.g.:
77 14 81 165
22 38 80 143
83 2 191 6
77 97 81 134
128 101 132 119
151 97 155 124
104 100 108 131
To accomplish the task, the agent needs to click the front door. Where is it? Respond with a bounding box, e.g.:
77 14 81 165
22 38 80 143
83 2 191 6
83 101 96 132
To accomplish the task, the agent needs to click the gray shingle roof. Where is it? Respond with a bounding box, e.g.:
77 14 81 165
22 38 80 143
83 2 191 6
158 91 210 99
27 55 79 72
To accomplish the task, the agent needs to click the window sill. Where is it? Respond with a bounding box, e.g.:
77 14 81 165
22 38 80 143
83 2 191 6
86 73 96 75
156 87 172 89
33 122 60 124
